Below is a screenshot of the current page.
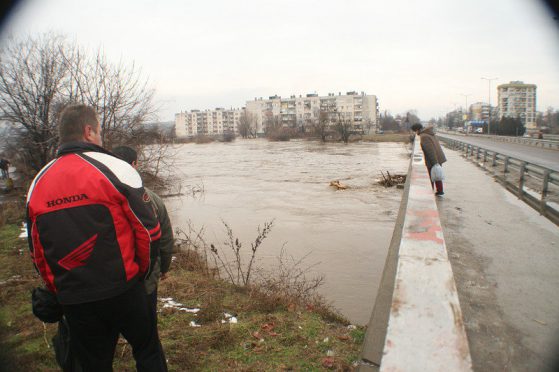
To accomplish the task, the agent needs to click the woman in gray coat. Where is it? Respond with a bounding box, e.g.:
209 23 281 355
411 124 446 196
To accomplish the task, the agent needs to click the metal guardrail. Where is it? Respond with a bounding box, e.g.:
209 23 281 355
438 130 559 150
359 140 472 372
439 137 559 226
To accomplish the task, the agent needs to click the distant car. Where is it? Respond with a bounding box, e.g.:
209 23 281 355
475 128 483 133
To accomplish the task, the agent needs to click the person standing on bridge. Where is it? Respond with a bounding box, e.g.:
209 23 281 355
411 123 447 196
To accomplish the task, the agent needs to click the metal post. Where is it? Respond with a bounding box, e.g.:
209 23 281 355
518 162 526 199
483 149 488 166
541 170 550 214
503 156 509 181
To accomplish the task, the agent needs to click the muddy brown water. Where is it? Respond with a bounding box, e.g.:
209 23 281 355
166 139 410 325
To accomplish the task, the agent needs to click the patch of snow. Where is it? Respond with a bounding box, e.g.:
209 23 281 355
19 223 27 238
221 312 238 324
159 297 200 313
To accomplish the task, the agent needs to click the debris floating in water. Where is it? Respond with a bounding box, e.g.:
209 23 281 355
378 171 406 187
329 180 348 190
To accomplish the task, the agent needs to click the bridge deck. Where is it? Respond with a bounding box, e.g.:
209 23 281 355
439 133 559 171
438 147 559 371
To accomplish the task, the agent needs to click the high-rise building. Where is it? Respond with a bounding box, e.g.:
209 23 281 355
245 91 379 135
497 81 537 131
469 102 491 123
175 108 243 137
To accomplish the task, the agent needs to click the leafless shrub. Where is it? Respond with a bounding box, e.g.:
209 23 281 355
251 244 324 307
208 220 274 286
175 222 213 277
174 219 326 311
0 199 25 228
194 135 214 144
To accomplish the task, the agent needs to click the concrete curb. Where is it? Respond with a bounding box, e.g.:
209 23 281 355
359 140 472 371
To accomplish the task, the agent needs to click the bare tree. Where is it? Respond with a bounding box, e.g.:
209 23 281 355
0 34 70 171
311 109 330 142
0 33 160 176
238 111 256 138
334 111 352 144
63 48 157 148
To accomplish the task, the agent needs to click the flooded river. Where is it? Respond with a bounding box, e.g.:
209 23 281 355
166 139 410 325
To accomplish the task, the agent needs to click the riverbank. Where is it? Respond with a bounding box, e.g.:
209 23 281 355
175 132 412 145
0 200 364 371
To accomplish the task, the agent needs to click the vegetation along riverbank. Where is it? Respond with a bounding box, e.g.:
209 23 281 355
0 195 364 371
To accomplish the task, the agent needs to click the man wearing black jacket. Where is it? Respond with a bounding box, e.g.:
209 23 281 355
26 104 167 371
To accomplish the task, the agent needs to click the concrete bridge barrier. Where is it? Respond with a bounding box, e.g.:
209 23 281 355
358 139 472 371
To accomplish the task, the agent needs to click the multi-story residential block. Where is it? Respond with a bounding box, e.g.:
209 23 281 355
175 108 243 137
245 91 379 135
497 81 537 131
469 102 490 123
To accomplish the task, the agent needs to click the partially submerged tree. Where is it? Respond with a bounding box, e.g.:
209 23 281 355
311 109 330 142
334 111 352 144
238 111 256 138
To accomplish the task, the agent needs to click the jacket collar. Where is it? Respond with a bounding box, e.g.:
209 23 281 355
420 127 435 136
56 141 113 157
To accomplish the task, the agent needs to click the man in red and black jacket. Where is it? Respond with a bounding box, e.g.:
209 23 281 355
26 104 167 371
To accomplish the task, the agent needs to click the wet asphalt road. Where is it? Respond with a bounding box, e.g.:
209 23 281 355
438 133 559 171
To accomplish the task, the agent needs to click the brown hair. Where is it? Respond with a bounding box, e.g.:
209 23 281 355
58 104 99 144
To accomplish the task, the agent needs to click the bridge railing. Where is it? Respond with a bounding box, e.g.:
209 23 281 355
359 139 472 371
437 130 559 150
439 136 559 226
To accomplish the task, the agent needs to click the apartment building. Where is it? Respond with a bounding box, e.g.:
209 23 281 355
497 81 537 131
469 102 490 123
245 91 379 135
175 108 243 137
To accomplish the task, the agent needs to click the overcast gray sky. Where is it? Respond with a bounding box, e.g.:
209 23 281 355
2 0 558 121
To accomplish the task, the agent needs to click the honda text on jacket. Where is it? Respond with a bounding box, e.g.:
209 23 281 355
26 142 161 305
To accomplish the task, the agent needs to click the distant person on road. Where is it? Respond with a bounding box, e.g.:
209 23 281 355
411 123 447 196
0 158 10 179
26 104 167 371
112 145 174 316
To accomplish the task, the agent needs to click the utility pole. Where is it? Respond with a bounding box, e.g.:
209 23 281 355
460 93 471 119
481 77 498 134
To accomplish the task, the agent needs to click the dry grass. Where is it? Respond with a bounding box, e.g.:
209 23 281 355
0 197 26 229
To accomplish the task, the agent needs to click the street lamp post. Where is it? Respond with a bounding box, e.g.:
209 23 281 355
481 77 498 134
460 94 471 132
460 93 471 118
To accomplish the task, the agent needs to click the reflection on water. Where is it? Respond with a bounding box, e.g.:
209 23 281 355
167 139 410 325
